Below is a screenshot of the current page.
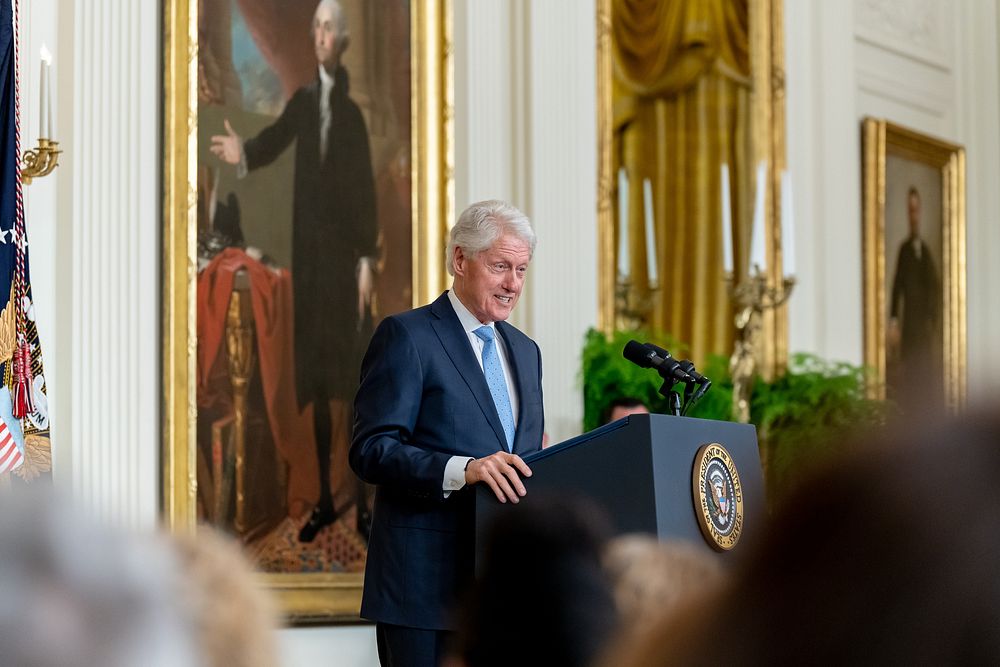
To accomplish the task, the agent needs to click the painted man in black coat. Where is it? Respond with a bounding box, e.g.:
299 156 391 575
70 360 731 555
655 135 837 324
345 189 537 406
211 0 376 541
889 186 940 401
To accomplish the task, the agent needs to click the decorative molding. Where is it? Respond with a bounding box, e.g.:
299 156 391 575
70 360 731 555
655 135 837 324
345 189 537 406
854 0 951 71
855 67 952 120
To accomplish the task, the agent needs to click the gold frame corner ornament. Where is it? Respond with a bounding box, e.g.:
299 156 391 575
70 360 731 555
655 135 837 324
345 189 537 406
862 118 967 412
161 0 453 622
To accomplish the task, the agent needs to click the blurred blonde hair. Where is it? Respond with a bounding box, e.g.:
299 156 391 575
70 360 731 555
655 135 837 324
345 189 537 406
603 536 725 634
169 528 281 667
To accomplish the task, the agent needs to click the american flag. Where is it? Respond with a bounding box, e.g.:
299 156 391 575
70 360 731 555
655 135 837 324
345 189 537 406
0 417 23 473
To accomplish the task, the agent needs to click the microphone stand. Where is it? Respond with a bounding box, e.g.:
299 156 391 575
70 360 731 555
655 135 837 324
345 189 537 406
656 375 683 416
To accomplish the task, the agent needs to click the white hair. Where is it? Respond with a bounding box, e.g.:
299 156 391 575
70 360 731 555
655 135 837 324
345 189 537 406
314 0 349 37
446 200 537 276
0 489 200 667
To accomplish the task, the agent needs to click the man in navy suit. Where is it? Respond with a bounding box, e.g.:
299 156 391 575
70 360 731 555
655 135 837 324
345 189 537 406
351 200 545 667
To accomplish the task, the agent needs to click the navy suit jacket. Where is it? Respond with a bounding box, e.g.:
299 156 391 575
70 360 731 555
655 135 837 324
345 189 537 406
350 291 545 630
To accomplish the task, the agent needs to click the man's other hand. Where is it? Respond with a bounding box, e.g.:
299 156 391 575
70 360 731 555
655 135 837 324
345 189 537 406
465 452 532 504
209 119 243 165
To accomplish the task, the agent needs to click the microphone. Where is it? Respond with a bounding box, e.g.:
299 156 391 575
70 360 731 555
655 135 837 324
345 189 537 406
677 359 712 406
623 340 692 384
645 344 713 415
644 344 696 382
677 359 707 384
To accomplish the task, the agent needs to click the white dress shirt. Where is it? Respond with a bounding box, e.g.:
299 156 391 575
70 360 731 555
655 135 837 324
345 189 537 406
317 64 334 161
441 289 520 494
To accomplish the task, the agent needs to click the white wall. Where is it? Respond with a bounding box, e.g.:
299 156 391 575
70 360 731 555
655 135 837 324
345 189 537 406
785 0 1000 395
21 0 161 527
454 0 598 444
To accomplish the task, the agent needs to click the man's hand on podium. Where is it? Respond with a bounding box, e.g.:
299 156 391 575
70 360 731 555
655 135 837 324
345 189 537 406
465 452 532 504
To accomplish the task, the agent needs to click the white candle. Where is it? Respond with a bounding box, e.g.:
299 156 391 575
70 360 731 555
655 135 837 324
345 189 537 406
39 46 52 138
780 170 796 277
749 161 767 273
643 178 658 286
720 164 733 273
618 167 630 277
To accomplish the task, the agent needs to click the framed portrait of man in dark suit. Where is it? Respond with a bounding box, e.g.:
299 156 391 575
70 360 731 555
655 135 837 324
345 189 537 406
862 119 966 414
162 0 453 622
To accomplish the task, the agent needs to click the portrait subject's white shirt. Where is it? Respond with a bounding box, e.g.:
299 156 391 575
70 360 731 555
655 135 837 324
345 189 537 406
441 289 520 495
317 64 335 161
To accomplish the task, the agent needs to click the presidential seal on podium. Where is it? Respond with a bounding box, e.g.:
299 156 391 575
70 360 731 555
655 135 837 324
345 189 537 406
692 443 744 551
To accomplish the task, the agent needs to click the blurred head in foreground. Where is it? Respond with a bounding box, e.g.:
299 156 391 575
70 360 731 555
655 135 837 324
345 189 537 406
0 489 198 667
169 527 281 667
603 535 725 636
613 409 1000 666
447 495 619 667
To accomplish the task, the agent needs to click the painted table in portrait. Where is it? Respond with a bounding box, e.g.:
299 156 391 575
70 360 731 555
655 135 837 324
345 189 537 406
163 0 452 622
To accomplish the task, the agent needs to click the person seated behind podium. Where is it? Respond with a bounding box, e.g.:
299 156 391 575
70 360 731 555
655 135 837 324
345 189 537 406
603 397 650 424
444 495 619 667
350 200 545 667
609 409 1000 666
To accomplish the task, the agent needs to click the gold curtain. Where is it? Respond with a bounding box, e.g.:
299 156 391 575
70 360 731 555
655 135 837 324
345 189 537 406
612 0 751 365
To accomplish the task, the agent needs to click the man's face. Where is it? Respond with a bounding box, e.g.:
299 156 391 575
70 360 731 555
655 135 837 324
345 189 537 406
453 233 532 324
313 2 343 71
608 404 649 423
908 192 921 237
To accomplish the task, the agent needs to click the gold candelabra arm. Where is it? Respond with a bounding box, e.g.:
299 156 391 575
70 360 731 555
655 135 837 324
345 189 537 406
614 275 658 331
20 139 62 184
726 270 796 422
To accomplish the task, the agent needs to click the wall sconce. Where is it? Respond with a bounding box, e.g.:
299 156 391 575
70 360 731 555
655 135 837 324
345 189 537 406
20 138 61 184
21 46 60 184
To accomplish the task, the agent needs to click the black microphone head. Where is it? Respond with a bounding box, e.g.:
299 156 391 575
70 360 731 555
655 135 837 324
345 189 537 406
677 359 699 379
645 342 673 361
623 340 656 368
643 343 693 382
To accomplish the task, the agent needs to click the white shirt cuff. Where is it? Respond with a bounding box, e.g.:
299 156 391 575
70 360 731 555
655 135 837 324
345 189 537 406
236 142 248 179
442 456 474 498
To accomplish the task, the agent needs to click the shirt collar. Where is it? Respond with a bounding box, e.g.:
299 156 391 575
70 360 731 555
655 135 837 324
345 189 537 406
447 289 495 335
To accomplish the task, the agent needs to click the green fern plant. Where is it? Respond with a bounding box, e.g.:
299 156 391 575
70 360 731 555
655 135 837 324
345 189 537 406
580 329 887 499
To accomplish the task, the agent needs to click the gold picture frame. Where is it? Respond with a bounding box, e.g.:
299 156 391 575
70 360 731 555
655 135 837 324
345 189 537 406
596 0 789 377
862 118 966 412
162 0 453 623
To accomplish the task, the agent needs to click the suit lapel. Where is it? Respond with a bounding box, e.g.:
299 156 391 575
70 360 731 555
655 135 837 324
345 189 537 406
496 321 531 455
429 294 509 451
302 80 322 167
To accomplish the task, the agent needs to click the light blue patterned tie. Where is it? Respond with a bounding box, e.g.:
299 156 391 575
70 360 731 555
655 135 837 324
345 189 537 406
474 326 515 452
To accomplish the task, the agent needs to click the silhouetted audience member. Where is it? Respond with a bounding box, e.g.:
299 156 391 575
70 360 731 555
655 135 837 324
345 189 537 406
611 409 1000 666
169 528 281 667
0 490 198 667
446 495 619 667
603 536 725 636
602 397 650 425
